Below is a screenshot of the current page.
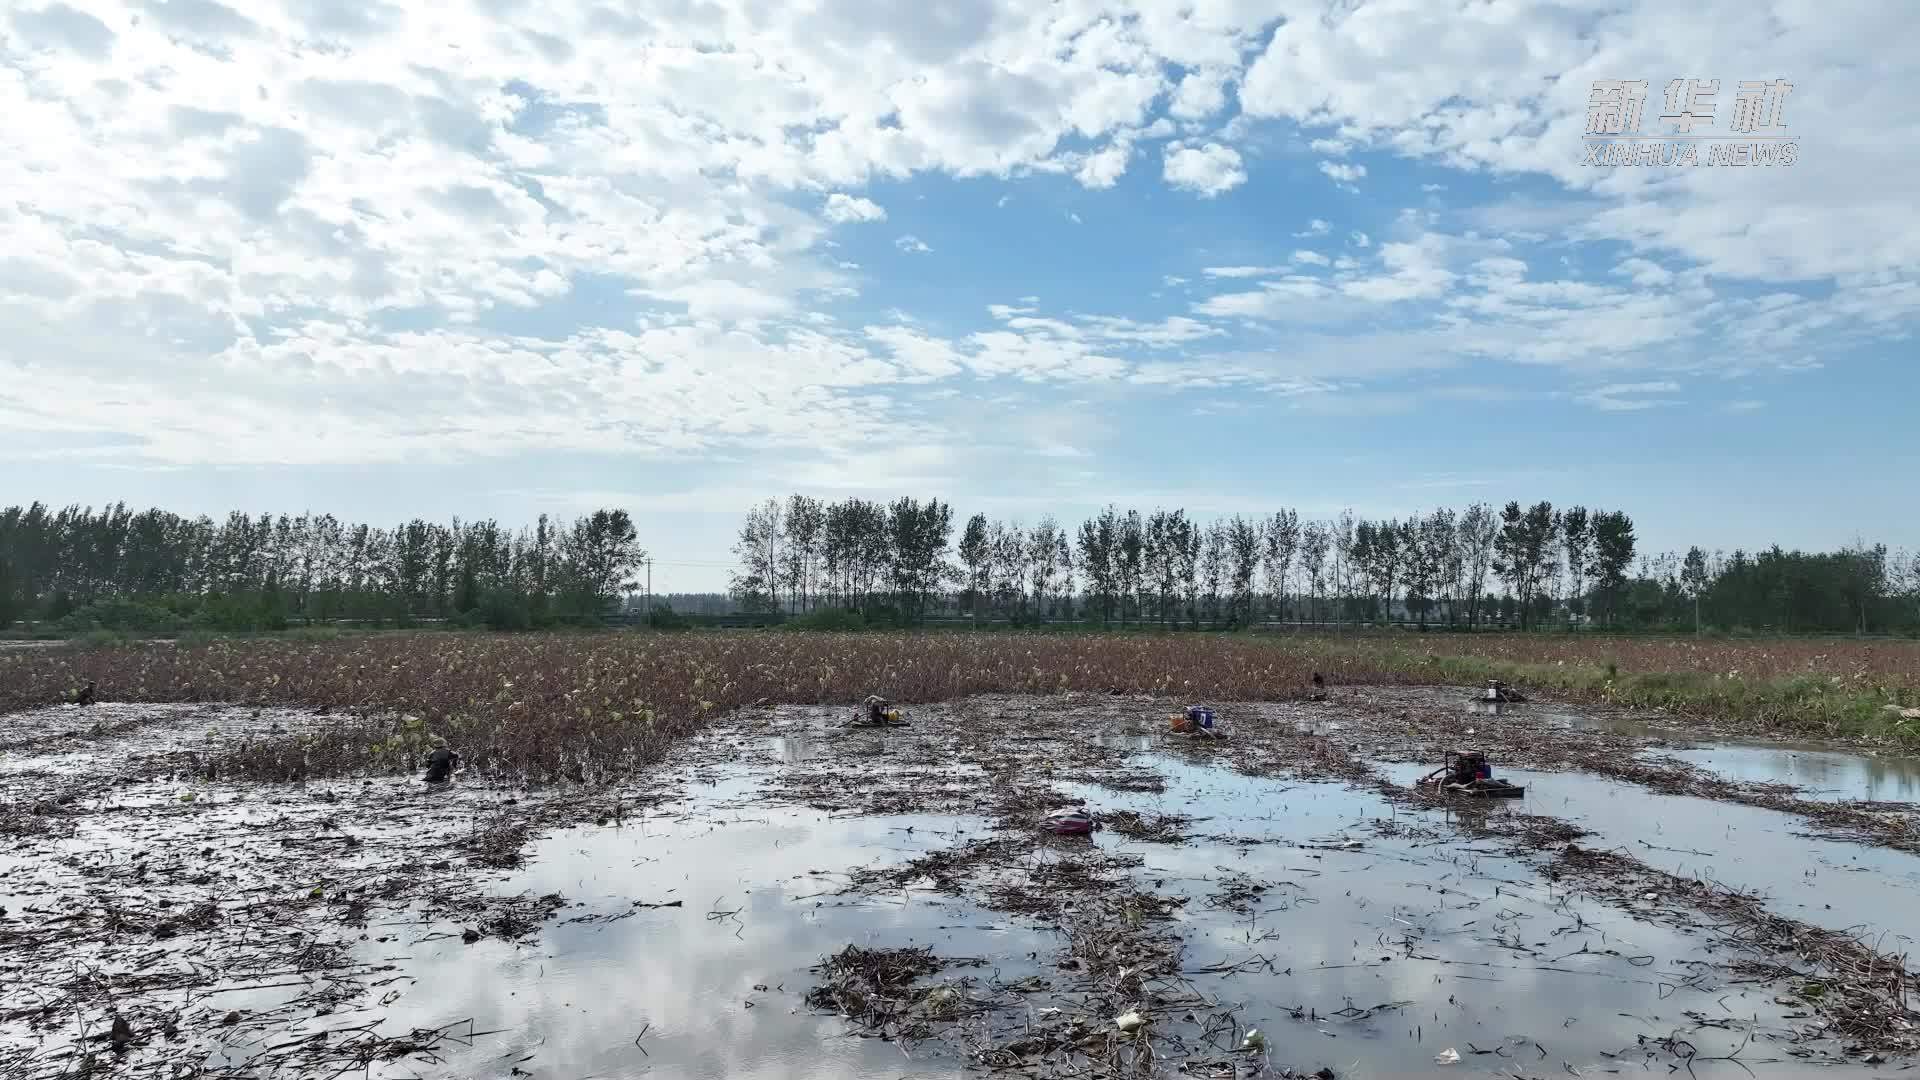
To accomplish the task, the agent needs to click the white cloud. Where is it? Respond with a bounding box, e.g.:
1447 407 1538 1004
1236 2 1920 286
1169 70 1228 121
1317 161 1367 183
1338 235 1453 302
634 280 795 321
0 0 1912 500
1614 258 1674 288
1067 211 1083 224
1724 399 1767 412
1162 142 1246 198
1076 140 1133 189
1577 381 1684 411
1078 314 1223 347
823 193 886 224
1193 276 1334 319
895 234 933 254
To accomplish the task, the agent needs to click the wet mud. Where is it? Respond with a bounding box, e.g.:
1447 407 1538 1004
4 689 1919 1078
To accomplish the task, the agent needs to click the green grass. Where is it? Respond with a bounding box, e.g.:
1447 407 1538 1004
70 629 132 650
1340 644 1919 743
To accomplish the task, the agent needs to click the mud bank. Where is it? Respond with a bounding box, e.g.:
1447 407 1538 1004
5 690 1919 1078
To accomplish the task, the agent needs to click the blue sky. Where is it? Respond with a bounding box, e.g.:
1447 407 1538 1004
2 0 1916 591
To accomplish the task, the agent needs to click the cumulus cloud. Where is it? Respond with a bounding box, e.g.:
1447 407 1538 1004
1076 140 1133 189
823 193 887 223
1162 142 1246 197
0 0 1911 497
1615 258 1673 287
1168 70 1228 120
1235 1 1920 284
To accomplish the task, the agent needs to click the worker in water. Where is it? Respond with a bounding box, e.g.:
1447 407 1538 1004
1423 751 1491 787
1173 704 1218 737
1453 752 1492 785
1308 672 1328 702
860 695 903 725
1483 680 1528 704
423 736 459 784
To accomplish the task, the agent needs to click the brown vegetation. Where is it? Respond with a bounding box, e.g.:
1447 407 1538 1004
6 631 1919 782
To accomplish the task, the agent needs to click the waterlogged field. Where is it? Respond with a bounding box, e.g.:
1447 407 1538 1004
5 632 1920 1078
1384 633 1920 687
1342 633 1920 741
6 631 1920 779
1 633 1435 783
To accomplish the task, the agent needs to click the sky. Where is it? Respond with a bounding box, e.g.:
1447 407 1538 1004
2 0 1916 593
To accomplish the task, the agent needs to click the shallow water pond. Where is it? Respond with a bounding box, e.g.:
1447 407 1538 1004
316 751 1837 1080
6 694 1916 1079
1667 741 1920 804
331 797 1033 1079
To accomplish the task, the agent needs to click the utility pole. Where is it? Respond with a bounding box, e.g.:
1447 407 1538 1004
645 558 653 627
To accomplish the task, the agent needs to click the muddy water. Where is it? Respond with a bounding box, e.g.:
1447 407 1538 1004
330 795 1035 1080
1056 760 1804 1075
327 753 1822 1080
1667 742 1920 803
1506 769 1920 947
1517 695 1920 804
1372 758 1920 944
9 695 1918 1078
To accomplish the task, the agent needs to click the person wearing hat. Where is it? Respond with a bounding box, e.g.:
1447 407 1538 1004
423 736 459 784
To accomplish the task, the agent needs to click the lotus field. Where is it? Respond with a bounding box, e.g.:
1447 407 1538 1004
5 631 1919 782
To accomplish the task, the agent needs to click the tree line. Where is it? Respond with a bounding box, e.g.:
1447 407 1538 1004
731 495 1920 635
0 503 645 632
3 497 1912 637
